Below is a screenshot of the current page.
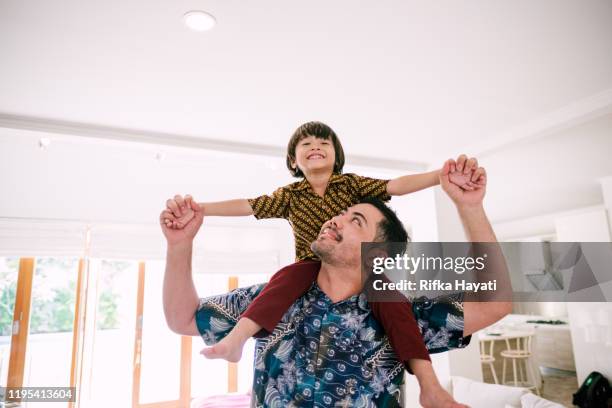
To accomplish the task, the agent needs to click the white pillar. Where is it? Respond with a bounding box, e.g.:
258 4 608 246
600 175 612 237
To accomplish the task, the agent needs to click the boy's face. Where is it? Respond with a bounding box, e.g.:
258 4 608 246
292 135 336 175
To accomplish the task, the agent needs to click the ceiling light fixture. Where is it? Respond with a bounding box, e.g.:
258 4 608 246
38 137 51 150
183 11 216 32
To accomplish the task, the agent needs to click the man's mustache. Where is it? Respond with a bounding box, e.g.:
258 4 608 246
320 225 342 242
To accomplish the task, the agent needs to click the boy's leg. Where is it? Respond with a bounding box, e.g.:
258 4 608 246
200 317 261 362
368 299 431 364
369 292 467 406
411 359 468 408
201 260 321 362
365 273 430 366
241 260 321 334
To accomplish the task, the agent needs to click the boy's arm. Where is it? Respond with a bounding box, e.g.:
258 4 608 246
164 197 253 229
386 170 440 196
199 199 254 216
386 155 482 197
166 187 289 228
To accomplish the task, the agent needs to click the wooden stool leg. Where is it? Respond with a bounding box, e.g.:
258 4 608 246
502 358 507 384
512 358 518 386
527 359 540 396
519 359 525 382
490 363 499 384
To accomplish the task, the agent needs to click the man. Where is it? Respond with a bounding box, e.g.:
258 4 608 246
161 159 511 407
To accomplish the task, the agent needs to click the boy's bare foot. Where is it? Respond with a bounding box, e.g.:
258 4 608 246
200 338 244 363
419 384 469 408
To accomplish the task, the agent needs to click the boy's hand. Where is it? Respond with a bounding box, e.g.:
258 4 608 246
164 194 196 229
440 157 487 209
447 154 483 191
159 195 203 245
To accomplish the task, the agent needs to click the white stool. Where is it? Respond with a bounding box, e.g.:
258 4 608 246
479 339 499 384
501 334 540 395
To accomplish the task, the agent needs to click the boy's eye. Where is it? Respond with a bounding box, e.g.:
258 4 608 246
352 217 361 226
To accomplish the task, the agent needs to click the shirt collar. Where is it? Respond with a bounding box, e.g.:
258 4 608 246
289 173 345 192
306 282 371 312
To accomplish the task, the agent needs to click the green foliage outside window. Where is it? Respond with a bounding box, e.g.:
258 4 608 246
0 257 123 336
0 258 18 337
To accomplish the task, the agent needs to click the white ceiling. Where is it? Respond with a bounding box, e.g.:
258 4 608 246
1 0 611 165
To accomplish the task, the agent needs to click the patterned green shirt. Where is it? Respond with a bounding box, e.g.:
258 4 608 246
248 173 390 261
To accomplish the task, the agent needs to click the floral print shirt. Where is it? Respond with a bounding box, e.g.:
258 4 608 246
195 283 470 407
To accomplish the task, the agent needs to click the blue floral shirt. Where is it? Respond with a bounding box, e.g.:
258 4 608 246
195 283 470 407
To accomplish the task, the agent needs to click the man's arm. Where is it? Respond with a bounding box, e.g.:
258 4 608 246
163 241 201 336
160 198 207 336
160 196 266 341
439 159 512 336
457 205 512 336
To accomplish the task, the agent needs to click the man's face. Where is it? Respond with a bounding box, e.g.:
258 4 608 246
311 203 384 266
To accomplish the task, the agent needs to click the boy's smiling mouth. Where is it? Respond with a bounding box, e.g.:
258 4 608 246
306 152 326 160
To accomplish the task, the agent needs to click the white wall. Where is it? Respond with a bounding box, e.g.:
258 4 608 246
557 183 612 385
482 112 612 225
0 124 444 275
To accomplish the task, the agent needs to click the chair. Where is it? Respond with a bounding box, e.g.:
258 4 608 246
501 334 540 395
479 339 499 384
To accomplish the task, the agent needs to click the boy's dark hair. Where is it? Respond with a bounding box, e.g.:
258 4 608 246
286 121 345 178
359 197 410 256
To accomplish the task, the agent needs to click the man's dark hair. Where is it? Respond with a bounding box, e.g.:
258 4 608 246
359 197 410 256
286 121 345 178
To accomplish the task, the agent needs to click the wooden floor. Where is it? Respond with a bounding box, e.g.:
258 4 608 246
482 356 578 407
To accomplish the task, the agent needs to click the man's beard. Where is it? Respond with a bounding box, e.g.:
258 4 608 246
311 240 332 262
311 240 352 267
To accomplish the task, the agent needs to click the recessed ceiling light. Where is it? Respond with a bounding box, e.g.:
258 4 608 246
38 137 51 150
183 11 216 32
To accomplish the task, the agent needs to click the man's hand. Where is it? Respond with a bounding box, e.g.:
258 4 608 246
440 155 486 208
163 194 197 229
160 195 203 245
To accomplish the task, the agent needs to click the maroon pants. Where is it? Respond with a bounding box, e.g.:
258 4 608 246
241 260 431 368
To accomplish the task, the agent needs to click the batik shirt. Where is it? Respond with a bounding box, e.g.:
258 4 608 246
195 283 470 407
248 173 390 261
